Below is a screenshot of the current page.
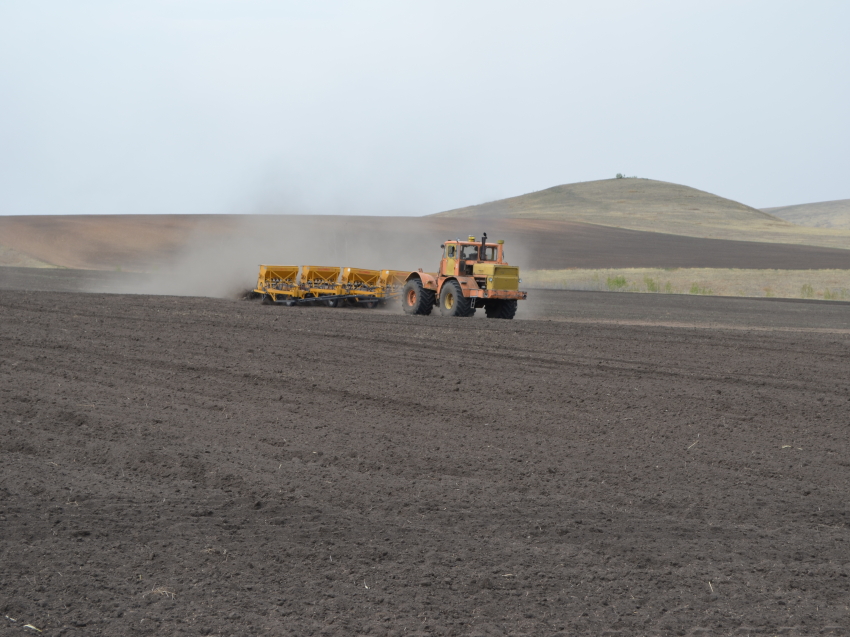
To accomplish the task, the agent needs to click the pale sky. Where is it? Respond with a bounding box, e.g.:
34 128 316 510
1 1 848 216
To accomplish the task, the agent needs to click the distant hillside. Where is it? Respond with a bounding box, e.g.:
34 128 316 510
763 199 850 230
0 244 55 268
2 214 850 278
0 214 238 271
433 178 850 250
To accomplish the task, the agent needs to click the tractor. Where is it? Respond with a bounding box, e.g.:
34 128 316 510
401 234 527 319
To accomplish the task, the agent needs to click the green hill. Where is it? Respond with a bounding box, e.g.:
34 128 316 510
433 178 850 249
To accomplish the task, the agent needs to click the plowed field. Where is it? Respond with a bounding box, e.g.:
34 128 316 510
2 284 849 636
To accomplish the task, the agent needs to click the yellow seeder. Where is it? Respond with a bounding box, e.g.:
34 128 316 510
254 265 408 307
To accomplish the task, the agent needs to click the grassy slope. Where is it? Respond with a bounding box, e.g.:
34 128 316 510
434 178 850 249
763 199 850 230
525 267 850 301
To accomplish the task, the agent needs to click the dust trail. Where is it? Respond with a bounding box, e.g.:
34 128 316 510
96 215 531 299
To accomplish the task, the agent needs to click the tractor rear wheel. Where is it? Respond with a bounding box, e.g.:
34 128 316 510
484 299 517 319
439 281 475 317
402 278 435 315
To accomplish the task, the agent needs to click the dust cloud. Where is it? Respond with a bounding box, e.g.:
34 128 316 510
117 215 494 299
63 213 539 301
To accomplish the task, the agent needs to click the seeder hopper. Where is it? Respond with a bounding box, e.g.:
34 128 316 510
253 265 408 307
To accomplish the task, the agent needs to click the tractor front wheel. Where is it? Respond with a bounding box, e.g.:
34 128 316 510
484 299 517 319
439 281 475 317
402 278 435 315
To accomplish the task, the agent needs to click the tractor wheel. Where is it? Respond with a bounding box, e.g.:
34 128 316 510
439 280 475 317
484 299 518 319
402 278 435 315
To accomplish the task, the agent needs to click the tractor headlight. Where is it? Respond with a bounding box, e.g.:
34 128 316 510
488 277 493 282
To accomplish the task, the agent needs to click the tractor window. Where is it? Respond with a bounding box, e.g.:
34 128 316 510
446 245 456 258
482 246 498 261
461 245 479 260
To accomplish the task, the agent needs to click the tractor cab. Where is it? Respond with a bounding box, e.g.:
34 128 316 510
441 234 504 277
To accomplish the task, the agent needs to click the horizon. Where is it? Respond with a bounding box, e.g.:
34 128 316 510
0 176 844 218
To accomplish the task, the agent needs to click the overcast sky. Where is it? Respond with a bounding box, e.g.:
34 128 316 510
1 1 848 217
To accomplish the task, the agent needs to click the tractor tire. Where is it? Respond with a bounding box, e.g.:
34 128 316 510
484 299 518 319
402 278 435 315
439 280 475 317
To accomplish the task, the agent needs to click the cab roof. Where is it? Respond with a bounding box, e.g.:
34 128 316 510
445 239 502 245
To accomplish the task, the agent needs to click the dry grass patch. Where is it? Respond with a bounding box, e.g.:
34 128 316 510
525 268 850 301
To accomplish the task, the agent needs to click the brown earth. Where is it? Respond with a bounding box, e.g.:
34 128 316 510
2 215 850 281
0 215 233 271
2 274 849 636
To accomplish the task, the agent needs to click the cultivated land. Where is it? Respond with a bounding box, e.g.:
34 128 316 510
434 179 850 250
764 199 850 231
2 277 849 636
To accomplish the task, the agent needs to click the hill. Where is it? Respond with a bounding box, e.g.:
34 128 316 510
433 178 850 250
763 198 850 230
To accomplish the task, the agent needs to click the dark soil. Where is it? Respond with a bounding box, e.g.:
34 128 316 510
484 219 850 270
2 286 849 636
0 267 149 295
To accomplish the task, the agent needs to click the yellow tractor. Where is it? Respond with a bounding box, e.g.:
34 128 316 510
401 234 527 319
